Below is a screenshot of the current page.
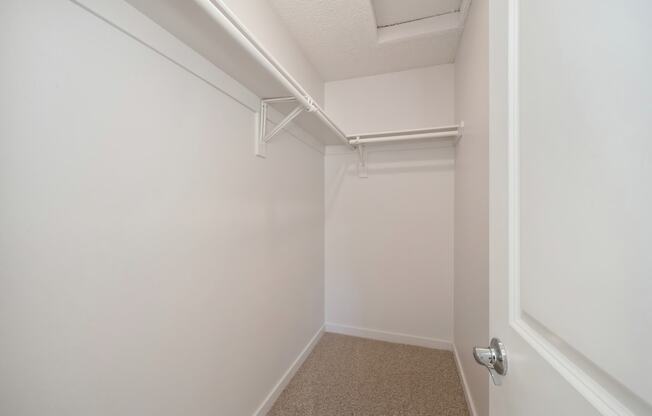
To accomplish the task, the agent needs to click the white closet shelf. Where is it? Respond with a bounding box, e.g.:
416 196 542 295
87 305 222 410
348 124 462 178
125 0 462 166
126 0 352 149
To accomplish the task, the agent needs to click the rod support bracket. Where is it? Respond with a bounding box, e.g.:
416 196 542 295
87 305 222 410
304 96 318 113
354 137 368 178
455 121 465 146
256 97 307 158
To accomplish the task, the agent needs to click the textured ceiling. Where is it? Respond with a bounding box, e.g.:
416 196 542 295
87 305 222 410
269 0 469 81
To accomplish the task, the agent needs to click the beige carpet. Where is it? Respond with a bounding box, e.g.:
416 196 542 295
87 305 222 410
268 333 470 416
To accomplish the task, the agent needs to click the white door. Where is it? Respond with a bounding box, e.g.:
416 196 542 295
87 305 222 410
487 0 652 415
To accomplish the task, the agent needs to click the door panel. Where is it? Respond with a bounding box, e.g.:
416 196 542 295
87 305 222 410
490 0 651 415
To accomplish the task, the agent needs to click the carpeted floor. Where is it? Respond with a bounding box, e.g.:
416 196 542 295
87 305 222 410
268 332 470 416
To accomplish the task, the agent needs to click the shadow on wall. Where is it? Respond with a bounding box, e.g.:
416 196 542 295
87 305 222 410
325 142 455 215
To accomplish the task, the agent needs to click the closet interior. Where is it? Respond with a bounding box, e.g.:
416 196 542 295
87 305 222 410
3 0 649 415
2 0 486 415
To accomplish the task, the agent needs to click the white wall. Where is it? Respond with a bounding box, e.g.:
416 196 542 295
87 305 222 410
0 1 324 415
222 0 326 106
325 65 455 135
453 0 490 414
324 144 455 346
323 66 456 347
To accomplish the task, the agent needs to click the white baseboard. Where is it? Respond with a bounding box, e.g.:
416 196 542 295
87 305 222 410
253 326 324 416
325 323 452 351
453 345 478 416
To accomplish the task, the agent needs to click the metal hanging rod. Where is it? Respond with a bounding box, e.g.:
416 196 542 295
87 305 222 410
349 123 463 178
196 0 352 150
349 125 461 140
348 124 463 146
350 130 459 145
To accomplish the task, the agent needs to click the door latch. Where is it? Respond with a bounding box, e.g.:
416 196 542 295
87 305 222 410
473 338 508 385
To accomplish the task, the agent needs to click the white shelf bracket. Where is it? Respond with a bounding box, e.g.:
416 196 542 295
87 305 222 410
255 97 312 158
353 137 368 178
255 100 269 158
455 121 465 146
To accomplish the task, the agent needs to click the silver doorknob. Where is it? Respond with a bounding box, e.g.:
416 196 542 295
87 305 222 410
473 338 508 385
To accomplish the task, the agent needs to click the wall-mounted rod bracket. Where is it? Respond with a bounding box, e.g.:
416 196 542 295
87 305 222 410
256 97 314 158
352 137 368 178
264 104 304 142
454 121 465 146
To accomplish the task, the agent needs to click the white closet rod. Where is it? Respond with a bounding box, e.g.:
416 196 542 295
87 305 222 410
348 125 461 145
350 130 459 145
350 125 460 139
196 0 352 149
